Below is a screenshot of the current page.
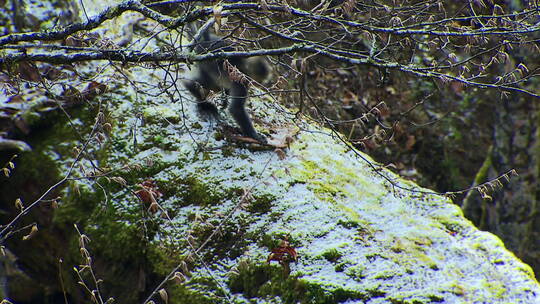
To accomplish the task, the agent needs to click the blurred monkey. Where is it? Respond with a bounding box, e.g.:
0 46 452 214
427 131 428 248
183 26 269 143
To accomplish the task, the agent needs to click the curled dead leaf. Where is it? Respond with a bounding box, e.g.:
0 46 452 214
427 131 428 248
22 224 38 241
158 288 168 304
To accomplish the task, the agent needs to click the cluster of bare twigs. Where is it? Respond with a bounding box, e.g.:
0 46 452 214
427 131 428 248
73 224 114 304
0 0 538 96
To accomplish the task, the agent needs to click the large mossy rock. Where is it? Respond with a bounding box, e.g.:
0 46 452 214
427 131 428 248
2 59 539 303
